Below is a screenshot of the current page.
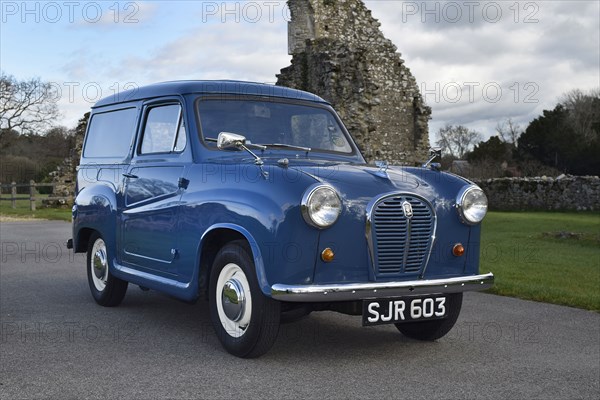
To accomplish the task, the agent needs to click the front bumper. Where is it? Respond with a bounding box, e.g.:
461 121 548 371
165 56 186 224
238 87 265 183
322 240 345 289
271 272 494 302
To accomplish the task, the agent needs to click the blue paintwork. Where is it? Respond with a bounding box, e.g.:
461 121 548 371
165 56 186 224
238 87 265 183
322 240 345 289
93 80 327 108
73 80 486 302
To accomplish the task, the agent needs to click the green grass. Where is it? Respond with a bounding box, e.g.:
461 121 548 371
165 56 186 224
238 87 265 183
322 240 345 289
0 197 71 221
480 212 600 311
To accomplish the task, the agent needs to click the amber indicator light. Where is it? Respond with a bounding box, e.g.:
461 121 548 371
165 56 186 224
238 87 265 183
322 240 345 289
452 243 465 257
321 248 335 262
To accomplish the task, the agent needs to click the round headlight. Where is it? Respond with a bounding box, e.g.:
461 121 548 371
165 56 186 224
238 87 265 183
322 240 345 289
456 185 488 225
301 184 342 229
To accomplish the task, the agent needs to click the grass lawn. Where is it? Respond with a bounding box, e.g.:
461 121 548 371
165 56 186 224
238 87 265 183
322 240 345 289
0 197 71 221
481 212 600 311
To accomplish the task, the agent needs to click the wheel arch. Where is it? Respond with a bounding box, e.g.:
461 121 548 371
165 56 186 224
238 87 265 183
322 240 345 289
74 227 96 253
72 183 118 254
197 224 269 299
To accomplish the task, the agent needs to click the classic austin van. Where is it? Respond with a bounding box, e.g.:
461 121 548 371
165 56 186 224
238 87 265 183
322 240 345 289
68 81 493 358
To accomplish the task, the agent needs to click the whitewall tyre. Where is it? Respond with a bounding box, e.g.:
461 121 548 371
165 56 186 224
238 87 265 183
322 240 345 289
209 241 280 358
86 233 128 307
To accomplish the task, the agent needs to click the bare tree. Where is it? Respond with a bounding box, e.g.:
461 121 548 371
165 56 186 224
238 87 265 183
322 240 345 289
495 118 522 146
0 72 60 134
436 124 482 159
559 88 600 143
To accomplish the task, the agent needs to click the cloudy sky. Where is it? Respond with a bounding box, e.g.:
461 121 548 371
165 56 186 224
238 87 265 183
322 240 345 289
1 0 598 143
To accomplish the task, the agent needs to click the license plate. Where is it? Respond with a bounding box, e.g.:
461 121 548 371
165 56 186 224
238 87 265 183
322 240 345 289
362 296 447 326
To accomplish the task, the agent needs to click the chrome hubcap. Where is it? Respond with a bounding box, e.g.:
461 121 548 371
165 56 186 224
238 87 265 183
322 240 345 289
216 263 252 338
90 239 108 292
93 249 107 279
222 279 245 322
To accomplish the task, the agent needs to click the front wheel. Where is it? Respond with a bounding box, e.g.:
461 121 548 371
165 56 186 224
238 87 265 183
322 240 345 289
209 241 281 358
395 293 462 341
86 233 128 307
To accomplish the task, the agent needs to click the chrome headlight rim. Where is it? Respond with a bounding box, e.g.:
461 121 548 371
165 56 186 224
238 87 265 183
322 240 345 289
456 185 488 225
301 184 342 229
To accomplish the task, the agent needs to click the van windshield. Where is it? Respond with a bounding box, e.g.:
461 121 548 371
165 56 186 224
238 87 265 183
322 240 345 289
197 98 354 154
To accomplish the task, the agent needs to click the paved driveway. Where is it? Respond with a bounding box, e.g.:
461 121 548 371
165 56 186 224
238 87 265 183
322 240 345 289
1 221 598 399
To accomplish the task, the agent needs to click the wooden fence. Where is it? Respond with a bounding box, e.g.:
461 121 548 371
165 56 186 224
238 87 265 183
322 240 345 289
0 181 72 211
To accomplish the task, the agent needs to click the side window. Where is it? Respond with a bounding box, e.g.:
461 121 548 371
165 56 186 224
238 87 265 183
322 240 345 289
140 104 186 154
84 108 138 159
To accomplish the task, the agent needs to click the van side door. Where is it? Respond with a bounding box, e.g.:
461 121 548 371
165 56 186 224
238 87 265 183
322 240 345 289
119 100 190 276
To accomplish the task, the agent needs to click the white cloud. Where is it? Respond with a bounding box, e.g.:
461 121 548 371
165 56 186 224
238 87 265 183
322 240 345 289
107 21 290 83
367 0 600 140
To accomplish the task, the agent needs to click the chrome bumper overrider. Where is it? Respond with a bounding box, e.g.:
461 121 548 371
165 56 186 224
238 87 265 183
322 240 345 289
271 273 494 302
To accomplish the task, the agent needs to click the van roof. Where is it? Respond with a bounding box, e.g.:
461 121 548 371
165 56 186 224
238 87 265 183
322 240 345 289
93 80 328 108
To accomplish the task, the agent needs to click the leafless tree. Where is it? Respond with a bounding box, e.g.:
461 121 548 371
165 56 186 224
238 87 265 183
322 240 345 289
0 72 60 134
559 88 600 143
495 118 522 146
436 124 482 159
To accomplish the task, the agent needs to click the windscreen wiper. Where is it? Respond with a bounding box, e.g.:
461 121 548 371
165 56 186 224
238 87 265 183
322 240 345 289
206 137 310 152
257 143 312 152
205 137 267 150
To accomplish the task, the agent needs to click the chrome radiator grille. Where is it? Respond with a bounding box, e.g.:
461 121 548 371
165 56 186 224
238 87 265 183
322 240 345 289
369 195 435 277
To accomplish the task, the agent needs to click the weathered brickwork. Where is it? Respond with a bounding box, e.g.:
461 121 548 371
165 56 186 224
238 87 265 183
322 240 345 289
474 176 600 211
42 115 86 207
277 0 431 164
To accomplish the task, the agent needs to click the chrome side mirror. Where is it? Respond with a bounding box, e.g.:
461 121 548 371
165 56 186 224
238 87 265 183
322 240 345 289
217 132 246 150
430 147 442 159
422 147 442 169
216 131 266 169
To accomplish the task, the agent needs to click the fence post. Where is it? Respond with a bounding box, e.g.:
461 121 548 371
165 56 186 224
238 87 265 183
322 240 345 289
29 180 36 211
11 182 17 209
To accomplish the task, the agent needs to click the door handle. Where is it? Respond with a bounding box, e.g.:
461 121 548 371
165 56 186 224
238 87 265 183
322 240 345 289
123 173 138 179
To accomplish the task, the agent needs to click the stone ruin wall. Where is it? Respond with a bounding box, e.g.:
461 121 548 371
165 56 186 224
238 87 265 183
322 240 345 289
277 0 431 165
474 176 600 211
43 114 86 207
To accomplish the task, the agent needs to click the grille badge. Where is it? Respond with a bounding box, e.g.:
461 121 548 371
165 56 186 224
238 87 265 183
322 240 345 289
402 201 413 219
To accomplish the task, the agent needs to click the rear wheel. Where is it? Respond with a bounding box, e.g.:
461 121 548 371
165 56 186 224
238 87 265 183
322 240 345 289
86 233 128 307
395 293 462 341
209 241 280 358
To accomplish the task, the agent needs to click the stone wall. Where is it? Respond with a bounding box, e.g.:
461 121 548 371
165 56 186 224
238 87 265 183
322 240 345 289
277 0 431 165
42 113 87 207
474 176 600 211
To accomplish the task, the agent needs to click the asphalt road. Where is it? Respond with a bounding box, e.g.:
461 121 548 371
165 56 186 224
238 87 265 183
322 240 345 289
1 221 598 399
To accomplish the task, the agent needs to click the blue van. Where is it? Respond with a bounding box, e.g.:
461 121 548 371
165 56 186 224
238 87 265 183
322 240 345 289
69 81 493 357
